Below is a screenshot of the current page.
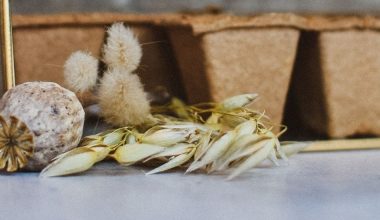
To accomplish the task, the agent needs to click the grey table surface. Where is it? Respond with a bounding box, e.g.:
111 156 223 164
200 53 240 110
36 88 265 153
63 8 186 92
0 150 379 220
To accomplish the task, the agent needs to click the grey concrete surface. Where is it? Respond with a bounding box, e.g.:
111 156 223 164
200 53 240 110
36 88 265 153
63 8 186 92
0 150 379 220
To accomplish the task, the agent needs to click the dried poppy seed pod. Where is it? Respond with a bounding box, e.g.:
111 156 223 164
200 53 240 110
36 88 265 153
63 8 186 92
0 82 85 171
0 115 34 172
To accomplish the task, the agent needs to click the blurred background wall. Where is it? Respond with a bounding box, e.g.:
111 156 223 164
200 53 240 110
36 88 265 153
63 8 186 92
11 0 380 14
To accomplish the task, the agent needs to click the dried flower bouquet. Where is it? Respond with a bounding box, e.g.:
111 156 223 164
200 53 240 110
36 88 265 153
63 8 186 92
40 23 305 179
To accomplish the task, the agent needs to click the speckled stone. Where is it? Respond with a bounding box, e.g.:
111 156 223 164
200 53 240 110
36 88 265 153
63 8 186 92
0 82 85 171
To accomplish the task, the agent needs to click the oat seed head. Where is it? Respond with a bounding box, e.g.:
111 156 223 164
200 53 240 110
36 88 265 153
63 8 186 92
64 51 99 93
98 68 150 126
103 23 142 72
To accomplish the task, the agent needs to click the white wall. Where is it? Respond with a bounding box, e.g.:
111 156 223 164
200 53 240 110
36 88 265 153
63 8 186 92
12 0 380 14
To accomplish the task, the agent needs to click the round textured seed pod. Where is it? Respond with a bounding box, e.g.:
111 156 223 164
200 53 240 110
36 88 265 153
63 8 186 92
0 82 85 171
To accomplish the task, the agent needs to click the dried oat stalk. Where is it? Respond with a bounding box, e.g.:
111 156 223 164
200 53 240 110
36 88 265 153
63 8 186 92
53 23 305 179
41 94 306 179
0 115 34 172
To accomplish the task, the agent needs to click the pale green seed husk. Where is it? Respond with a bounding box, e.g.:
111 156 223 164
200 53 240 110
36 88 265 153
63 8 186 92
187 131 236 173
40 147 98 177
227 139 275 180
112 143 165 165
146 147 196 175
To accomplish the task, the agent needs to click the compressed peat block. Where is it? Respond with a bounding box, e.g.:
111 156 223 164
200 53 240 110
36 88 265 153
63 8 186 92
165 14 300 127
293 30 380 138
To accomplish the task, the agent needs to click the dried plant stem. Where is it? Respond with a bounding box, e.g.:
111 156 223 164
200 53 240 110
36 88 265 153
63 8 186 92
1 0 15 91
303 138 380 152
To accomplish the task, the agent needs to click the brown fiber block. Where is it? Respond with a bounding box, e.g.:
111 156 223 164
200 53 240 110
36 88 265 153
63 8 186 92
11 13 184 103
168 27 300 126
293 30 380 138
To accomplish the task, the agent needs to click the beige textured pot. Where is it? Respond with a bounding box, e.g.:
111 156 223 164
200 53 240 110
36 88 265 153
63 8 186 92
165 14 300 127
292 30 380 138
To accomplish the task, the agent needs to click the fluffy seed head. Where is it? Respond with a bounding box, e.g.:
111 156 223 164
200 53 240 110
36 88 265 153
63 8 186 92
103 23 142 72
64 51 99 93
98 69 150 126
